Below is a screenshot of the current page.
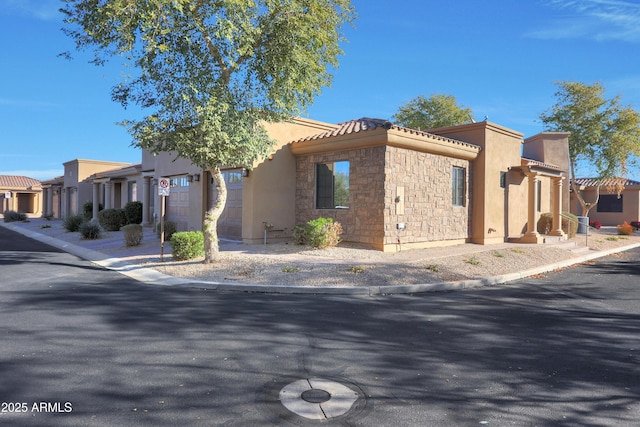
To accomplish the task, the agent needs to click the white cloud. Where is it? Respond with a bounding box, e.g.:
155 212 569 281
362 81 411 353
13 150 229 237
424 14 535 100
529 0 640 43
0 169 64 180
0 0 61 21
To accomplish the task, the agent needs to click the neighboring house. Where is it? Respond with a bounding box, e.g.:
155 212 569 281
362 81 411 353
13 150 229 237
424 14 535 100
49 117 571 251
0 175 42 217
41 159 134 218
570 177 640 226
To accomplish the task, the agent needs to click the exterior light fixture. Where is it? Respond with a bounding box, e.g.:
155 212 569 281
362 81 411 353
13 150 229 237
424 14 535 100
193 174 200 182
241 168 249 178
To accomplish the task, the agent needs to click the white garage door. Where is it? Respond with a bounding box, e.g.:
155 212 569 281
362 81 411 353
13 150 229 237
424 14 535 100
166 177 190 231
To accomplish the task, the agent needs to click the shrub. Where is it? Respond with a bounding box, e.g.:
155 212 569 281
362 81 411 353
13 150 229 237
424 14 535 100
124 201 143 225
123 224 143 246
292 217 343 248
617 221 634 235
537 212 578 238
62 214 85 232
3 210 27 222
79 221 102 239
82 201 103 221
170 231 204 261
589 220 602 230
98 208 127 231
157 220 177 241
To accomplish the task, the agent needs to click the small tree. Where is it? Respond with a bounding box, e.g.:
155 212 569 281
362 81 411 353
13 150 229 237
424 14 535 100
540 81 640 216
392 94 474 130
61 0 355 263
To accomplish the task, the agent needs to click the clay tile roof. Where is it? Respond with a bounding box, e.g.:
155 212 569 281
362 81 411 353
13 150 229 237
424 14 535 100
573 177 640 187
293 117 481 150
0 175 42 189
521 157 561 170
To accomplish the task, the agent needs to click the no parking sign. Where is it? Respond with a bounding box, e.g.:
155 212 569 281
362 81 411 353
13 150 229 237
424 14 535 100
158 177 171 196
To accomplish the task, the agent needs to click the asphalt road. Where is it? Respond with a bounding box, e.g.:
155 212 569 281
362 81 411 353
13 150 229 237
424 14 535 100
1 225 639 426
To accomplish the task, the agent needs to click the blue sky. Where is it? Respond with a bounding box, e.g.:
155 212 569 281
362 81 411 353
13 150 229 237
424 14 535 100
1 0 640 180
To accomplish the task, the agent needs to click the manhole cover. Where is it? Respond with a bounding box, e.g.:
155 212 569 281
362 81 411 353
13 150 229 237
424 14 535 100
279 377 361 420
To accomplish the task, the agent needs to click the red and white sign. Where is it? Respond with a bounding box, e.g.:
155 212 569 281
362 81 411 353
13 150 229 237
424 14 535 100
158 177 171 196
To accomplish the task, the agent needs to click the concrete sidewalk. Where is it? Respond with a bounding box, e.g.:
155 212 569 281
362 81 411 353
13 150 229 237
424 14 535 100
2 218 639 295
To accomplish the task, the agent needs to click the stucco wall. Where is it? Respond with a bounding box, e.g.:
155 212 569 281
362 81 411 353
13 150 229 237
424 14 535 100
384 146 471 248
572 188 640 226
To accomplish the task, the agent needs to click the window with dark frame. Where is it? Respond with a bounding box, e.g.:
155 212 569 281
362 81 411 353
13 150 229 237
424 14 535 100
597 194 623 212
316 161 349 209
452 166 465 206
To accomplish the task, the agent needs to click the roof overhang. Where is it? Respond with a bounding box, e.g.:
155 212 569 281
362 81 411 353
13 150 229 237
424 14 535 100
291 128 481 160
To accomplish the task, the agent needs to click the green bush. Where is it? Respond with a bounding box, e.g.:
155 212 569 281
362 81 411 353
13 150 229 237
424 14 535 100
98 208 127 231
170 231 204 261
63 214 85 232
157 220 177 241
124 201 143 225
123 224 143 246
79 221 102 239
3 210 27 222
82 201 103 221
537 212 578 238
292 217 343 248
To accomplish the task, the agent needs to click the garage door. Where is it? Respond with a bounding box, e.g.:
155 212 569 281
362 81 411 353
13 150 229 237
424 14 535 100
208 169 243 241
166 177 190 231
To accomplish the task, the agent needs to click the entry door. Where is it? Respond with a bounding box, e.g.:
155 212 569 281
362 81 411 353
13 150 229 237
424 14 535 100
208 170 243 240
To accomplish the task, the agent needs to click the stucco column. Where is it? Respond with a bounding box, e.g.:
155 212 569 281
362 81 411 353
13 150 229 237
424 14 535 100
104 181 112 209
520 171 543 243
92 182 100 222
46 187 53 217
142 176 151 225
548 177 566 238
61 188 67 218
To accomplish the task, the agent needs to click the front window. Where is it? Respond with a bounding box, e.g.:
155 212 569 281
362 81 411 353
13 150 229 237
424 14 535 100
597 194 623 212
316 161 349 209
452 167 465 206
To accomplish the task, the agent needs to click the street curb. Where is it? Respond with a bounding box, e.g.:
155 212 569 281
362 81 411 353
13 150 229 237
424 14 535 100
3 222 639 296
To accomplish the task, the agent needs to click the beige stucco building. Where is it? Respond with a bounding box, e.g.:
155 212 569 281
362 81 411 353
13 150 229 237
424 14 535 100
39 117 573 251
570 177 640 226
0 175 42 217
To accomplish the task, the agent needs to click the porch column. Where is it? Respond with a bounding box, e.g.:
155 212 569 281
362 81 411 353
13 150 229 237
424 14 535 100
92 182 100 222
61 188 67 218
104 181 112 209
142 176 151 225
548 177 566 238
520 171 544 243
46 187 53 217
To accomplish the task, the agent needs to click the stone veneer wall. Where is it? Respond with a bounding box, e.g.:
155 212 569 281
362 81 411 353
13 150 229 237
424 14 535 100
384 146 472 246
295 146 386 247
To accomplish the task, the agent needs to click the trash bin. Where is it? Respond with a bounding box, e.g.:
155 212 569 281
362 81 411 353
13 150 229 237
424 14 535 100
577 216 589 234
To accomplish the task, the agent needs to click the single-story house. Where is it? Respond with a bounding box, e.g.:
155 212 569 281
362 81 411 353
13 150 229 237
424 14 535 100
49 117 571 251
0 175 42 217
570 177 640 226
42 159 134 218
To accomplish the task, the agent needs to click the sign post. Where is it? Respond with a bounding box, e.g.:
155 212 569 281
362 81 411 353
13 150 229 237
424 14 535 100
158 178 171 261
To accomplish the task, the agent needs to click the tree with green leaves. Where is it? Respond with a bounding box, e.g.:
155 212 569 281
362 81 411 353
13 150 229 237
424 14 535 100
61 0 355 263
392 93 474 130
539 81 640 216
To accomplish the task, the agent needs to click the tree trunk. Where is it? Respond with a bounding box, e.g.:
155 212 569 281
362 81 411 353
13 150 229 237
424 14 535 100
203 166 227 264
569 159 600 216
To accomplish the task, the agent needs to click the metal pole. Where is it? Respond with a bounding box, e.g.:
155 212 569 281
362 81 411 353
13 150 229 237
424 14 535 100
160 195 165 261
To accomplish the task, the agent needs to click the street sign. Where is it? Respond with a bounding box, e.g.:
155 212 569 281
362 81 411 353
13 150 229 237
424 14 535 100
158 177 171 196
